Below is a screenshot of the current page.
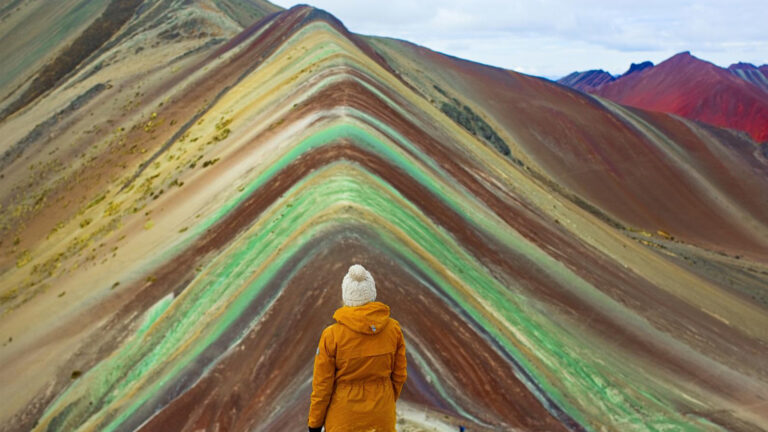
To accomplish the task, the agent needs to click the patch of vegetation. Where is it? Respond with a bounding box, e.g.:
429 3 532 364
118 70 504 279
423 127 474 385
202 158 220 168
16 250 31 268
188 155 204 169
85 193 107 210
143 112 161 133
0 288 19 307
104 201 122 217
433 85 513 159
0 0 143 120
213 117 232 142
267 118 285 130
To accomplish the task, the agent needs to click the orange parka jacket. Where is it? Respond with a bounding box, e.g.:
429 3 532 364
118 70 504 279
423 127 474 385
308 301 407 431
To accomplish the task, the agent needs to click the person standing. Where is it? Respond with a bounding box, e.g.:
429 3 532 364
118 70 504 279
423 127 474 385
308 264 408 432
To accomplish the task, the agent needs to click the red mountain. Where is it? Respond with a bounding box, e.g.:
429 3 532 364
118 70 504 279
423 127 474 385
591 52 768 142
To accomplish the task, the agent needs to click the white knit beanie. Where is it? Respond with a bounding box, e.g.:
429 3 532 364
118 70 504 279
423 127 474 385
342 264 376 307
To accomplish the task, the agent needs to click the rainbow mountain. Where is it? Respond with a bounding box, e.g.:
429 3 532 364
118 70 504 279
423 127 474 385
1 1 768 431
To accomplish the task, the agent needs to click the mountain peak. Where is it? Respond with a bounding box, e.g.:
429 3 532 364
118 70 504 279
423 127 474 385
666 50 701 64
655 51 723 74
622 61 653 77
557 69 614 91
729 62 759 70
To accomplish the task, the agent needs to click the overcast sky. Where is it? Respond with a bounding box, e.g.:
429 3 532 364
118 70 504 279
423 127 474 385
271 0 768 79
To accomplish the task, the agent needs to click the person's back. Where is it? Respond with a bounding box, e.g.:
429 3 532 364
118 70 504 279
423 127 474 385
308 265 407 432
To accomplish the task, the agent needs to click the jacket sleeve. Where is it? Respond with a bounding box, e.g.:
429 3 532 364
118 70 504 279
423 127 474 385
308 326 336 429
391 323 407 400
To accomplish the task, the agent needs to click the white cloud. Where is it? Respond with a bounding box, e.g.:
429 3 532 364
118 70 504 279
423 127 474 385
271 0 768 78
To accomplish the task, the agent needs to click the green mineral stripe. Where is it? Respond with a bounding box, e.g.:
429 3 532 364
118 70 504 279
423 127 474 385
40 27 720 429
144 111 717 430
40 161 715 432
136 294 174 336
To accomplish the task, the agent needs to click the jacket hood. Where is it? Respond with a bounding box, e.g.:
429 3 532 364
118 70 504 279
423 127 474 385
333 301 391 335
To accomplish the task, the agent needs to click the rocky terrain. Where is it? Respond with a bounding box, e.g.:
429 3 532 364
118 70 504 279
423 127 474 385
1 1 767 431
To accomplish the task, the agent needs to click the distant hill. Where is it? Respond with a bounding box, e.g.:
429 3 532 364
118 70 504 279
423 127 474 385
557 69 614 91
729 62 768 94
560 52 768 142
622 60 654 77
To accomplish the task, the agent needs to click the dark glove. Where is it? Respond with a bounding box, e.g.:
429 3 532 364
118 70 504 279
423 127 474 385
308 427 322 432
